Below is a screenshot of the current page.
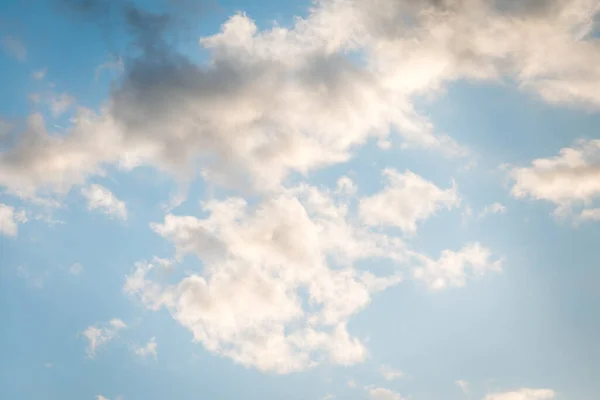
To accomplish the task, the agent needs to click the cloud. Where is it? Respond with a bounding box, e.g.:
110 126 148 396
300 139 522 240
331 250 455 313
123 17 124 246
69 262 83 275
479 202 507 218
81 184 127 220
83 318 127 357
413 243 503 290
322 395 335 400
511 139 600 218
483 388 555 400
360 169 459 234
4 0 600 200
456 380 469 393
0 203 27 237
380 365 404 381
49 93 75 117
125 183 410 373
32 68 47 80
97 396 109 400
134 337 157 360
348 380 357 388
367 387 405 400
1 36 26 61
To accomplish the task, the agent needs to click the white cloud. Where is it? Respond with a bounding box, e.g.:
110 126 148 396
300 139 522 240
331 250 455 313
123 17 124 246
33 68 46 80
125 184 409 373
49 93 75 117
97 396 109 400
1 36 26 61
4 1 600 200
380 364 404 381
511 139 600 218
348 380 357 388
81 184 127 220
69 262 83 275
367 387 405 400
83 319 127 358
134 337 157 360
322 395 335 400
413 243 503 290
360 169 459 234
456 380 469 393
479 202 507 218
483 388 555 400
0 203 27 237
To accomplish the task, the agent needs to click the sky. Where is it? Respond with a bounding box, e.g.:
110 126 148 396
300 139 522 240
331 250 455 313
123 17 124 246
1 0 600 400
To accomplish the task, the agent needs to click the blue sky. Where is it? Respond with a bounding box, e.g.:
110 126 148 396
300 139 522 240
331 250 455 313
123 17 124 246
1 1 600 400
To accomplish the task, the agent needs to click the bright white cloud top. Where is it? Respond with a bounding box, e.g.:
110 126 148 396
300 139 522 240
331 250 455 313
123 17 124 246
1 0 599 399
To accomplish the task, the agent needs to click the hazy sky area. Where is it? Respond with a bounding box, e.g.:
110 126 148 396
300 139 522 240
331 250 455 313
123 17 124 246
1 1 600 399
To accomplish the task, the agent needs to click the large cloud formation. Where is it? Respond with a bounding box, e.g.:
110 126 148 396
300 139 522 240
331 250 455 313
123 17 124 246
124 180 501 373
2 0 599 198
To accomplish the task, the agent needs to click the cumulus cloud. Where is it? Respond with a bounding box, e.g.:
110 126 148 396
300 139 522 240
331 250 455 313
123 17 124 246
380 364 404 381
3 0 600 200
134 337 157 360
483 388 555 400
81 184 127 220
0 203 27 237
413 242 503 290
360 169 459 233
125 184 409 373
83 318 127 357
1 36 26 61
511 139 600 218
367 387 405 400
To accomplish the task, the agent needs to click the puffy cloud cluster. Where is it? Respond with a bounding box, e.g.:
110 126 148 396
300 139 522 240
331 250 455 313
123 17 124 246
3 0 599 200
0 203 27 237
81 184 128 220
82 318 127 357
125 179 500 372
511 139 600 219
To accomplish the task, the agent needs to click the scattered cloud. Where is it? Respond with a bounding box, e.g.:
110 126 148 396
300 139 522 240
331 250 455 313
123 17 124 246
360 169 459 234
367 387 405 400
49 93 75 117
0 203 27 237
95 56 125 80
69 262 83 275
380 365 404 381
348 380 357 388
1 36 26 61
83 318 127 357
33 68 47 80
479 202 507 218
456 380 469 393
483 388 555 400
413 243 503 290
511 139 600 219
134 337 157 360
322 394 335 400
81 184 127 220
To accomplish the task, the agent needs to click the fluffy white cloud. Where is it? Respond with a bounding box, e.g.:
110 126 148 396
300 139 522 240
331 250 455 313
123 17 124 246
0 203 27 237
3 0 600 200
126 184 407 373
134 337 157 360
483 388 555 400
456 380 469 393
367 387 404 400
83 319 127 357
380 364 404 381
360 169 459 233
81 184 127 220
511 139 600 217
413 242 503 290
